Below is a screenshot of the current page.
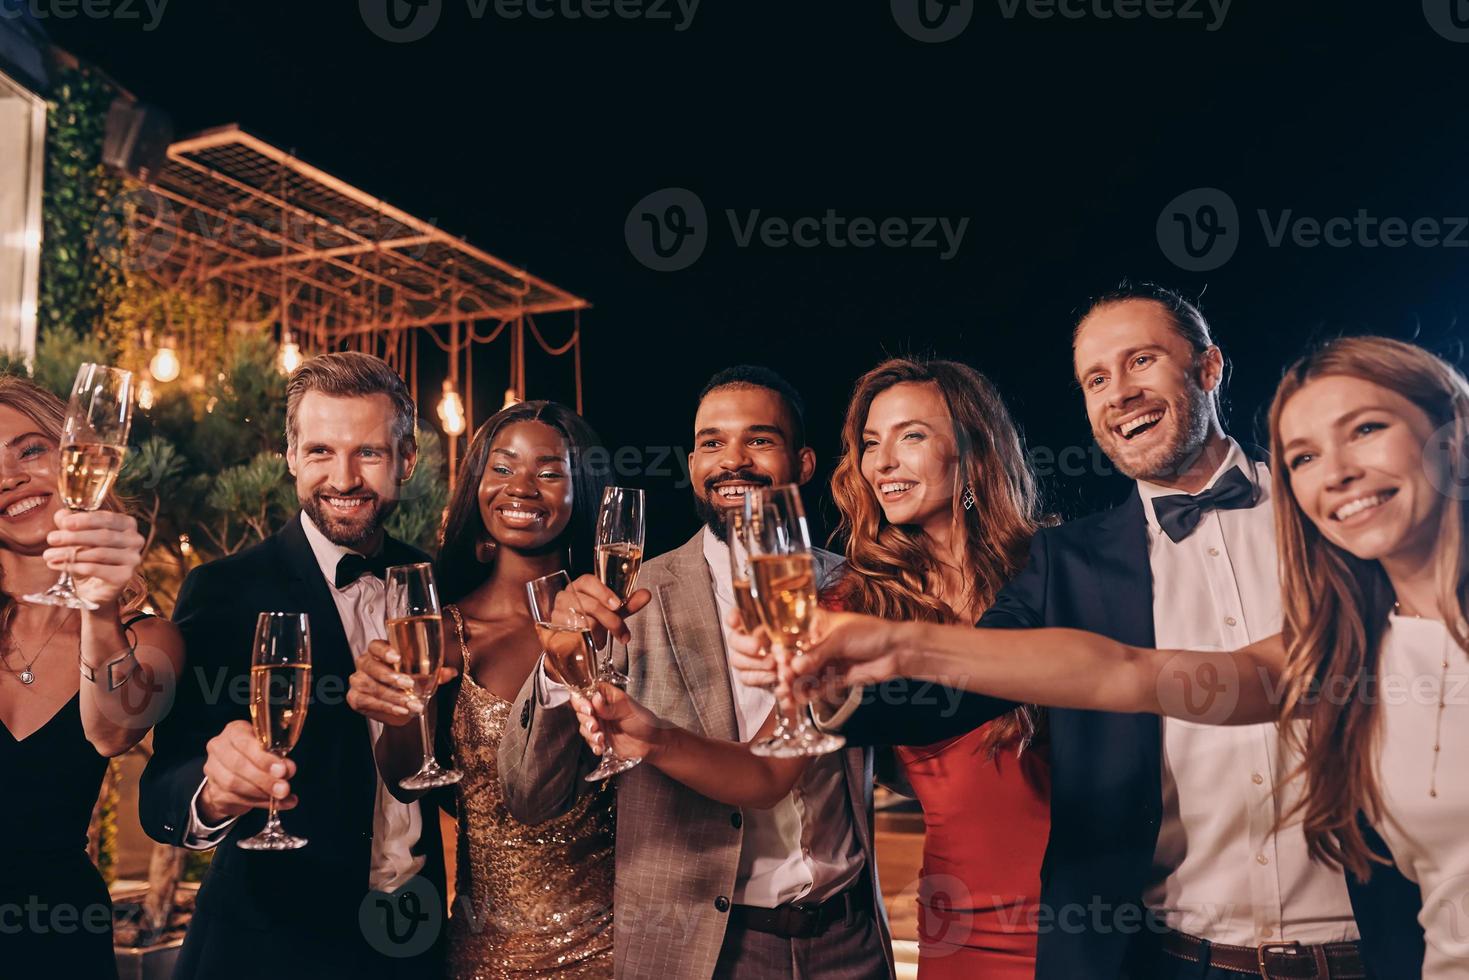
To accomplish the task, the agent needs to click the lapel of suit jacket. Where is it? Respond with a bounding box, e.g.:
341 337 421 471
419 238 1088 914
656 531 741 741
1082 490 1157 649
274 514 357 680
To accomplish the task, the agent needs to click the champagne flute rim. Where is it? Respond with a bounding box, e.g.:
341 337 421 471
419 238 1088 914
386 561 434 574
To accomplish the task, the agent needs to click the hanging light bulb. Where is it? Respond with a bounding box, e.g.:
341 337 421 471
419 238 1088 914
137 379 155 410
502 386 520 410
278 331 303 375
149 345 180 383
178 533 193 557
437 380 466 436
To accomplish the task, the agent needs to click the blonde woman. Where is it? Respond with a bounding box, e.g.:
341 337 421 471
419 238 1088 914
0 375 183 978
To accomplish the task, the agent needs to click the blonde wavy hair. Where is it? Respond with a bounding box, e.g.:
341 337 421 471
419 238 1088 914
1270 336 1469 879
0 375 142 618
829 358 1044 756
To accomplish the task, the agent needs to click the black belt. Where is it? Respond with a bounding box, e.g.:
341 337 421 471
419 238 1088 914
729 884 870 939
1160 928 1366 978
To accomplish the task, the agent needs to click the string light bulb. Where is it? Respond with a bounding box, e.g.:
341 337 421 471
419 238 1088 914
149 346 180 383
437 380 466 436
278 331 303 375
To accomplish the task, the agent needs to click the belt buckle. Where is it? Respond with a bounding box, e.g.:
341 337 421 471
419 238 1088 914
1256 940 1305 978
787 902 819 937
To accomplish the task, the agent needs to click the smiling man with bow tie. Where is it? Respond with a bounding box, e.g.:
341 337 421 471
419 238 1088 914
139 352 447 980
821 282 1425 978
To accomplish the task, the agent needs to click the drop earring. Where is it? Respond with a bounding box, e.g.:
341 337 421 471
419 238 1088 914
474 534 497 564
961 485 976 511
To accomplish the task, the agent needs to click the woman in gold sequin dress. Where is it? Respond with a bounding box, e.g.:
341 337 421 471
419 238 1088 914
351 401 615 978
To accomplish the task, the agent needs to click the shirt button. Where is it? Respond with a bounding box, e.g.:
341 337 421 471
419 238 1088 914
714 896 730 912
1225 616 1238 627
731 812 743 829
1256 854 1269 866
1208 547 1220 557
1252 773 1264 785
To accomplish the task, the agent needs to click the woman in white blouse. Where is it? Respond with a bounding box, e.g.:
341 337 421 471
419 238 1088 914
768 335 1469 977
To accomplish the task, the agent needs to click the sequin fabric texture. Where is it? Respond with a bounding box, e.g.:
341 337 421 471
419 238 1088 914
445 608 616 978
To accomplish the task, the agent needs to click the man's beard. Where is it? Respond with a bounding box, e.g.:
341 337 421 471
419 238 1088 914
694 469 773 540
1098 382 1214 484
302 490 397 552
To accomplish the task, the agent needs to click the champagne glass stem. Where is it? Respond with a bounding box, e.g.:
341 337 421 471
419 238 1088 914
264 792 280 835
417 710 435 771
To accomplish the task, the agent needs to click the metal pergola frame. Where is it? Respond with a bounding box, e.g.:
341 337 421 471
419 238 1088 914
126 125 589 449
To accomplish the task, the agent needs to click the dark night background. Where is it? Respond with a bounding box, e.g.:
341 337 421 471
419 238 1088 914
37 1 1469 556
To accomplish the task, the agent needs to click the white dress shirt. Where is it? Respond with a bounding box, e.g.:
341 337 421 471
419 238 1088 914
1377 615 1469 978
1139 441 1357 945
185 512 425 894
537 530 864 908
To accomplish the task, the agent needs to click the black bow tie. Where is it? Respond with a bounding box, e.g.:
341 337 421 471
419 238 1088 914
1152 466 1257 543
335 552 391 589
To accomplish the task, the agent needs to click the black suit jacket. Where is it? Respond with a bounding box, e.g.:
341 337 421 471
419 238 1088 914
139 515 445 980
841 490 1425 978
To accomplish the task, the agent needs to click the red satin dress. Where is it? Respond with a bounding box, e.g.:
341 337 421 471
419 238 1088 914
895 720 1050 980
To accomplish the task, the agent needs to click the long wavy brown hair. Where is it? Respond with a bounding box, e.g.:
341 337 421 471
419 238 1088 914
1270 336 1469 880
829 358 1045 756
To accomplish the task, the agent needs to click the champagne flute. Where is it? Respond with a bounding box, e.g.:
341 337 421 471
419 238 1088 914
238 612 312 850
744 485 846 758
24 363 133 610
527 570 641 781
593 486 644 686
387 563 462 791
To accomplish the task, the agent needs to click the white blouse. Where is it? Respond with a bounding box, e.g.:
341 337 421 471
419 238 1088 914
1377 615 1469 977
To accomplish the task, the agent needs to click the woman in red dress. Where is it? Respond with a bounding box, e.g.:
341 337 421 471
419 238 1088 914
823 357 1050 979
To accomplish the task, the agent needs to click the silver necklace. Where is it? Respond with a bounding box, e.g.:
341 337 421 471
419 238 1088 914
1 605 73 685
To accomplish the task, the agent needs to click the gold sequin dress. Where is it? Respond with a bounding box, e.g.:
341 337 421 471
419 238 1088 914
445 606 615 979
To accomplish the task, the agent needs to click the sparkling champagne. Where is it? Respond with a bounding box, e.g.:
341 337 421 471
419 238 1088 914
595 543 643 602
249 663 312 755
732 578 767 633
387 613 444 701
60 443 125 511
749 553 816 642
537 623 599 693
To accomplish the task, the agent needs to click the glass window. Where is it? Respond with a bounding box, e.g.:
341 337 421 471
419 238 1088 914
0 68 45 359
